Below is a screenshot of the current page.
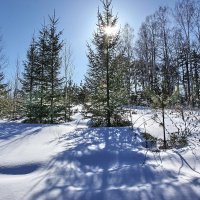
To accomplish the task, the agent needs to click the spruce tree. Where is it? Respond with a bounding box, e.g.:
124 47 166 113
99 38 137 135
46 12 63 123
22 12 63 123
85 0 128 126
0 70 8 118
21 36 38 121
0 34 9 118
22 28 48 123
35 24 49 123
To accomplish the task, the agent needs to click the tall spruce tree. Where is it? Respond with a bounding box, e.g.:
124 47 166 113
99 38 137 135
0 33 9 118
22 12 63 123
35 24 49 123
46 12 63 123
86 0 128 126
21 36 38 121
0 70 8 118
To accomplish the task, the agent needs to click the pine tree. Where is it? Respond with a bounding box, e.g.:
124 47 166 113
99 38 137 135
21 28 48 123
0 34 9 118
21 36 38 121
85 0 128 126
46 12 63 123
22 12 63 123
0 70 8 118
0 68 6 101
78 81 88 106
33 24 49 123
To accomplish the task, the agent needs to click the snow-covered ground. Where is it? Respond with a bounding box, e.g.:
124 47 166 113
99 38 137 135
0 108 200 200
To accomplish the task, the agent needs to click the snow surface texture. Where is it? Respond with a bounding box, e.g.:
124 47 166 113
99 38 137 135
0 109 200 200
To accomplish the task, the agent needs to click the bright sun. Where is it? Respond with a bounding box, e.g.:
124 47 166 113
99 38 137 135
103 25 118 36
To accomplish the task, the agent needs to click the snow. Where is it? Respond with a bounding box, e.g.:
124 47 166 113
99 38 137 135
0 108 200 200
130 107 200 140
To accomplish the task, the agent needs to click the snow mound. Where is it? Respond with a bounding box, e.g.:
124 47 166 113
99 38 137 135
0 115 200 200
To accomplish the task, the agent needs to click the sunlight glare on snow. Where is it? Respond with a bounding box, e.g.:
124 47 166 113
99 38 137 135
88 143 105 151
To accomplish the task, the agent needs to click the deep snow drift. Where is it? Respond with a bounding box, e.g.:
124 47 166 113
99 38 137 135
0 109 200 200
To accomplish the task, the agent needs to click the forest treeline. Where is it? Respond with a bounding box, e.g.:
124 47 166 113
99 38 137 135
0 0 200 125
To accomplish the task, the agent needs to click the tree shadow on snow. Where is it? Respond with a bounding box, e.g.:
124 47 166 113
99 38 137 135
0 163 41 175
0 122 47 140
29 127 200 200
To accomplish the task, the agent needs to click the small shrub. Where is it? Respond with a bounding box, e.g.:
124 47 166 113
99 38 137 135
132 110 137 114
178 135 188 147
90 117 107 127
169 133 178 146
169 132 188 148
142 132 157 141
141 132 157 149
157 139 170 150
90 113 131 127
111 113 131 127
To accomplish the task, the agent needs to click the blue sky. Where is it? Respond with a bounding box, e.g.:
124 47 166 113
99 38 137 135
0 0 176 84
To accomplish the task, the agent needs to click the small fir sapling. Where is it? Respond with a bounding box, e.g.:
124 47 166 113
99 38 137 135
145 86 179 149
